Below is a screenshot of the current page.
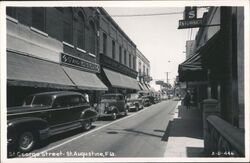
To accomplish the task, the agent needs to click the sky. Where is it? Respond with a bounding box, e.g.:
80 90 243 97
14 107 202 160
104 7 203 89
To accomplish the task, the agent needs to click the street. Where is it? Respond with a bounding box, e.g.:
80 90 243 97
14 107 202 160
21 99 179 158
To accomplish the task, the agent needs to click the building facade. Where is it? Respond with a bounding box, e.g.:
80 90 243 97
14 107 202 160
136 49 151 91
178 7 245 156
7 7 107 106
97 8 140 95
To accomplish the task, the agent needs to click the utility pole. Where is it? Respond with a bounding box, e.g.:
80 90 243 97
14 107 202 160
165 72 170 84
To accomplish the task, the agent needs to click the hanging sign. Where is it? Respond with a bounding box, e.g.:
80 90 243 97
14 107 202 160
178 7 203 29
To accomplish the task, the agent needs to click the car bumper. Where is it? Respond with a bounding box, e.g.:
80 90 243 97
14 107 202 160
98 110 116 117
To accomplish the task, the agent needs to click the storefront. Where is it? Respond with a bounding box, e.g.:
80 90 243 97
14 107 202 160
7 50 108 107
99 54 140 95
7 50 77 106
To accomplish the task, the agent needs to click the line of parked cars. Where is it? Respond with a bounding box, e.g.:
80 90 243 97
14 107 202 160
7 91 162 153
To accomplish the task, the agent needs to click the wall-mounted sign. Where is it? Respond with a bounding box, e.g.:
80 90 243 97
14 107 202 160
61 53 100 73
156 80 164 85
178 6 203 29
178 18 203 29
184 7 197 20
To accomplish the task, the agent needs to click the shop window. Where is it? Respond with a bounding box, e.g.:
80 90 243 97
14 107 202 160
32 8 46 32
6 7 17 19
88 21 96 55
76 12 85 50
103 33 107 55
112 40 116 59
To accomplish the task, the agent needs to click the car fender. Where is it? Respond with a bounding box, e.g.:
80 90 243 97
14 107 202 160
108 106 119 113
7 117 48 141
81 108 98 120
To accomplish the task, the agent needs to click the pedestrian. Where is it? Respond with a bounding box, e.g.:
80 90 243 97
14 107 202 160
184 90 191 109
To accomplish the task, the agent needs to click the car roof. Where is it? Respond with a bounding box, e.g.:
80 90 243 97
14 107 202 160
29 91 82 97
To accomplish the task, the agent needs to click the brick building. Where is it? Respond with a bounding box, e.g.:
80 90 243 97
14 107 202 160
6 7 107 106
97 8 140 95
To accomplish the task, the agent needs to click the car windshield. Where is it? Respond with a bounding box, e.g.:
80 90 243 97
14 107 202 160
126 94 139 99
101 95 117 100
23 95 52 106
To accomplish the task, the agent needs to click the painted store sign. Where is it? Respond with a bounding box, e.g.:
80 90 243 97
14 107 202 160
61 53 100 73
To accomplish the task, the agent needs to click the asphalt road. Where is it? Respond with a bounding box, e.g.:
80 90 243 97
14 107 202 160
15 99 179 158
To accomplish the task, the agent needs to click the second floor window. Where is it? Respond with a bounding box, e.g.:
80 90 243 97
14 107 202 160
124 50 127 65
32 8 46 32
63 8 73 44
76 12 85 50
133 56 136 69
88 21 96 54
103 33 107 55
119 46 122 63
112 40 116 59
129 54 131 68
6 7 17 19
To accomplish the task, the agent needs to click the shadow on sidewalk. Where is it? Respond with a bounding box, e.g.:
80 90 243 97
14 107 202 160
162 105 203 141
162 104 205 157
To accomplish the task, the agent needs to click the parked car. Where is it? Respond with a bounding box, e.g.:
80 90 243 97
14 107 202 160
95 93 129 120
154 93 162 103
142 96 151 107
126 93 144 112
7 91 98 153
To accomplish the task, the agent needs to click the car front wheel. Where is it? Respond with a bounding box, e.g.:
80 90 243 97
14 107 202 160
82 120 92 131
18 131 36 153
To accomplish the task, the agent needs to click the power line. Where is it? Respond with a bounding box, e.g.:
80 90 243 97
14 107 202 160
110 12 183 17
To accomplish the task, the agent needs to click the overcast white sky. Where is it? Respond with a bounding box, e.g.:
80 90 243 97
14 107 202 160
105 7 201 87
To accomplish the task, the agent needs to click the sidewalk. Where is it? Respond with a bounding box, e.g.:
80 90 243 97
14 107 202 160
164 100 205 157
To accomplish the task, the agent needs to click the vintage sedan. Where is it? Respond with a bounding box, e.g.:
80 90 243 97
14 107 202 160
142 95 151 107
7 91 98 153
126 93 144 112
95 93 129 120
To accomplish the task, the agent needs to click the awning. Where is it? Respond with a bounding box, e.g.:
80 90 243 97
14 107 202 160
139 81 149 91
178 52 207 82
103 68 140 90
62 66 108 91
145 83 151 89
142 82 149 90
199 31 222 67
138 82 144 90
7 51 76 89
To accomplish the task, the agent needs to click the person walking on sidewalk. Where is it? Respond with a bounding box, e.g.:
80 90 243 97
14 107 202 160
184 90 191 109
